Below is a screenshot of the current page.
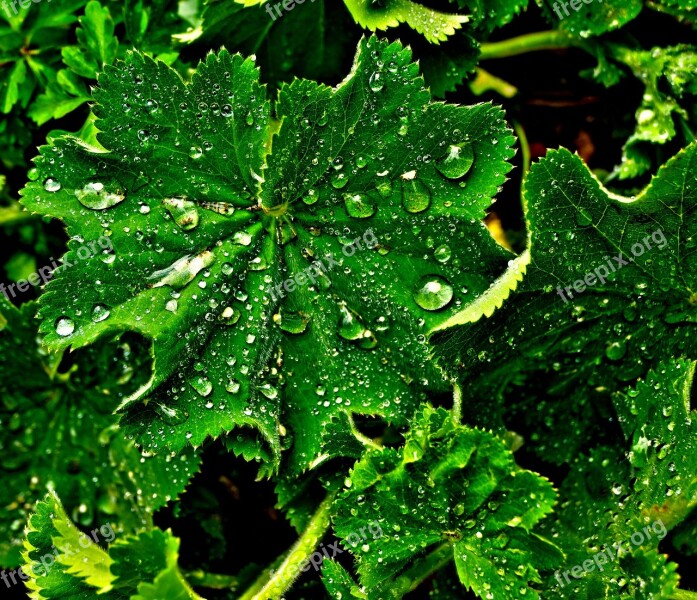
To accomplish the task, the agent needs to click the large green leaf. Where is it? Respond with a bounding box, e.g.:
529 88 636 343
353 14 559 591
0 296 199 567
333 406 562 599
433 142 697 464
20 37 519 476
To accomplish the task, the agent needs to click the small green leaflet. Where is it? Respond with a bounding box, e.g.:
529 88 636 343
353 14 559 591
22 491 203 599
20 36 518 475
332 406 562 600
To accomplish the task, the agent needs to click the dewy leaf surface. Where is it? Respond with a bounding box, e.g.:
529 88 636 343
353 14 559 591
433 143 697 463
0 296 199 567
333 406 562 600
20 37 517 475
531 359 697 598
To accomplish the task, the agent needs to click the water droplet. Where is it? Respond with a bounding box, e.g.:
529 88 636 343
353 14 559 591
55 317 75 336
344 193 376 219
606 340 627 361
435 144 474 179
413 275 453 311
233 231 252 246
91 304 110 322
434 245 452 263
44 178 61 192
303 188 319 205
258 383 278 400
189 146 203 159
273 310 310 334
190 376 213 397
148 250 215 289
75 182 125 210
331 172 348 189
368 72 384 92
163 197 200 231
401 178 431 213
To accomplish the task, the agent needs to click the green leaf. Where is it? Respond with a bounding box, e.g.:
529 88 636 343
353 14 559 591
60 1 118 79
537 0 642 37
22 490 119 599
182 0 358 91
0 296 199 567
0 59 27 113
614 359 697 526
609 44 697 179
333 406 561 599
322 560 366 599
433 142 697 464
343 0 469 44
448 0 529 33
22 492 203 599
538 446 680 599
20 37 517 476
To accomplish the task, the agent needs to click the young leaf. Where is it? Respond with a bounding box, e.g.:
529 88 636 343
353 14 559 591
22 490 118 599
343 0 469 44
22 492 202 599
333 406 561 599
19 37 518 475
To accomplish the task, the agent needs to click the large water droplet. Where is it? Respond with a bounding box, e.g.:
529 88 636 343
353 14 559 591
331 172 349 189
44 178 61 192
91 304 111 322
344 193 376 219
413 275 454 311
55 317 75 336
401 178 431 213
273 310 310 334
75 182 125 210
435 144 474 179
368 72 384 92
148 250 215 289
190 376 213 397
163 197 200 231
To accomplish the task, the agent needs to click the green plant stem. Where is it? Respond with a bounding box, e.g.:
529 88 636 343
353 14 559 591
239 492 335 600
672 590 697 600
469 67 518 98
480 30 578 60
348 413 383 450
184 570 238 590
390 543 454 596
451 382 463 424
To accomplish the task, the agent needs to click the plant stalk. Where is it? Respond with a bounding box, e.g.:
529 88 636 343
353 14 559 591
480 30 579 60
239 492 335 600
390 543 454 596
